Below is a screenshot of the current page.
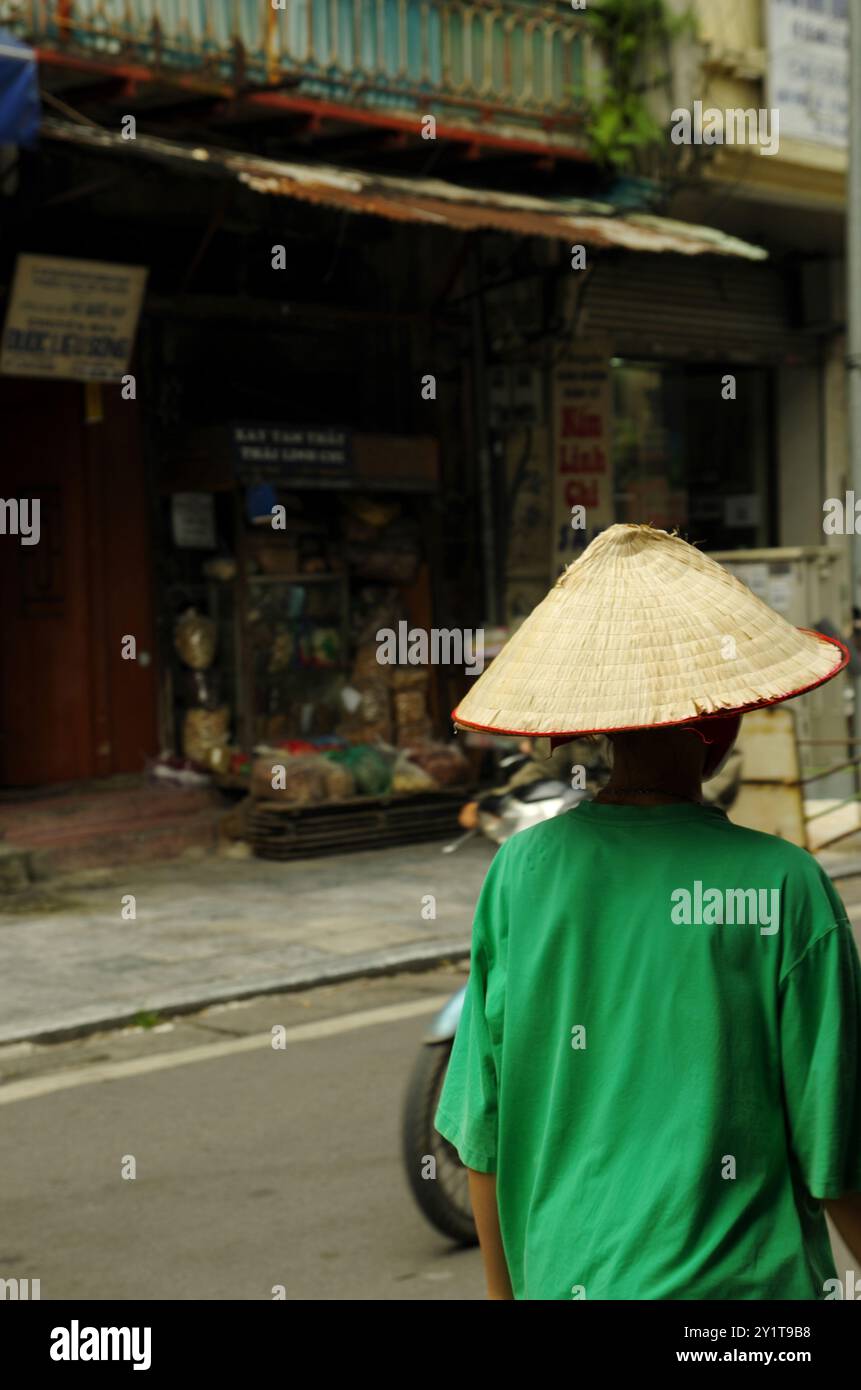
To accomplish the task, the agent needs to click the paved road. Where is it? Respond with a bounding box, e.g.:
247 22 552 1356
0 966 484 1301
1 909 858 1302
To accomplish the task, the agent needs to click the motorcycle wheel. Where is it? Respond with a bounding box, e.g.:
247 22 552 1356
402 1040 478 1246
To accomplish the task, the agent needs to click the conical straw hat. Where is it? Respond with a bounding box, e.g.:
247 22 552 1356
453 524 848 738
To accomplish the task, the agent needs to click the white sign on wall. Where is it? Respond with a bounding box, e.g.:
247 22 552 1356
171 493 217 550
0 254 147 381
766 0 849 148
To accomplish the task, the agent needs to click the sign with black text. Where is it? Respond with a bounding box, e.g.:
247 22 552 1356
0 254 146 381
232 423 353 485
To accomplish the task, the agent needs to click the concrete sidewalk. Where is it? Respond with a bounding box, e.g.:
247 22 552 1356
3 823 861 1048
0 839 494 1045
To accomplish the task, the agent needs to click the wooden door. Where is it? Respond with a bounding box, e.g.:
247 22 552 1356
0 377 158 786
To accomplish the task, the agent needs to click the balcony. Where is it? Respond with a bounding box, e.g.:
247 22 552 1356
0 0 592 156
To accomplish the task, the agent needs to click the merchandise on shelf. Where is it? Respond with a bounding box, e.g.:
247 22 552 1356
174 608 217 670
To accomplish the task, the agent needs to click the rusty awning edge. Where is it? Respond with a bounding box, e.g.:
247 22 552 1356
41 118 768 261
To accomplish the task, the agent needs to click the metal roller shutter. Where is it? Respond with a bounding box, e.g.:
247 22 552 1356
578 254 815 363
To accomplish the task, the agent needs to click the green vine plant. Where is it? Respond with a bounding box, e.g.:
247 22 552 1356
582 0 699 184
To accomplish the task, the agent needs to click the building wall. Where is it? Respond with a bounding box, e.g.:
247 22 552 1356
666 0 849 600
680 0 846 211
777 364 825 547
823 334 852 629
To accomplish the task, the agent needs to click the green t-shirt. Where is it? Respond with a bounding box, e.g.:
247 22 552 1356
434 801 861 1300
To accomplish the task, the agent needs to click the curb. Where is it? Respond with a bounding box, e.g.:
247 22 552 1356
3 852 860 1048
0 936 472 1048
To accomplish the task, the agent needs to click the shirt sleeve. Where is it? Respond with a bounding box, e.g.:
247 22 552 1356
779 912 861 1200
433 850 507 1173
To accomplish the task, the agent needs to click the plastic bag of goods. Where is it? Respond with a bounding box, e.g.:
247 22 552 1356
393 688 431 746
251 754 328 804
400 740 469 787
322 758 355 800
326 744 395 796
182 706 230 767
394 689 427 723
352 642 384 681
390 666 429 691
174 609 217 670
338 678 392 745
391 752 436 794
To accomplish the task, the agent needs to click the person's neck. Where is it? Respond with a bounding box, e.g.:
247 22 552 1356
596 773 703 806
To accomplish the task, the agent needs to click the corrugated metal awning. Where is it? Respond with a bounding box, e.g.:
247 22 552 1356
43 118 767 261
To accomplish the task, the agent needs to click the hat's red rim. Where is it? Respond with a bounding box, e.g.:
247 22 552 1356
450 629 850 740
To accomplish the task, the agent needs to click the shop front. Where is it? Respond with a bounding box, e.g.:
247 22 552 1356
481 245 852 831
490 247 829 605
155 420 474 857
0 116 782 862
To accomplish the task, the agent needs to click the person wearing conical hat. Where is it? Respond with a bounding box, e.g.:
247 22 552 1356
434 524 861 1301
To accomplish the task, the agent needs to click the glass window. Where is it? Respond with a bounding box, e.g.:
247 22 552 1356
611 361 773 550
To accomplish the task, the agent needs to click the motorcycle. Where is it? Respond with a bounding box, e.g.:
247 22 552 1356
402 755 584 1244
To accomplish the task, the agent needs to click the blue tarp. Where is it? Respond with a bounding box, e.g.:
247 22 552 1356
0 29 40 147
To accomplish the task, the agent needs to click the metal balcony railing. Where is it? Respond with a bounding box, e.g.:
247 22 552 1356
0 1 591 146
